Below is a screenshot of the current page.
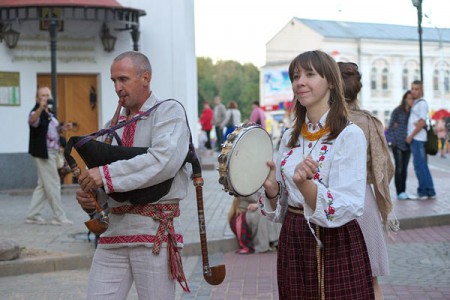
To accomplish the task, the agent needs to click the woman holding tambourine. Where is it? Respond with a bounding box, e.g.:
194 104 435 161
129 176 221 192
260 50 374 299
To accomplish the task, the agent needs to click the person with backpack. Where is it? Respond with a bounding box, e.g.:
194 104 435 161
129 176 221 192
406 80 436 200
250 101 266 129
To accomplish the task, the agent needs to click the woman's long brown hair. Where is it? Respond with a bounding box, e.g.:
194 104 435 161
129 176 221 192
287 50 348 148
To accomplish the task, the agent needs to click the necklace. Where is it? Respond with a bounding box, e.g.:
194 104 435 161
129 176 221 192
301 123 330 141
301 123 330 159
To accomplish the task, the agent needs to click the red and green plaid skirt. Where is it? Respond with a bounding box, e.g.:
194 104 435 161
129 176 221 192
277 210 374 299
229 211 254 252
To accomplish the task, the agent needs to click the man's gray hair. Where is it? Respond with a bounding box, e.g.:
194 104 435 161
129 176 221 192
114 51 152 75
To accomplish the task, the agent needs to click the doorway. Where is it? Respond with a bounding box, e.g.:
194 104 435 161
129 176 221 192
38 74 99 184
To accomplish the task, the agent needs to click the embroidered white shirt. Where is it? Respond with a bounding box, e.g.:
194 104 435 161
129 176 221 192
260 111 367 228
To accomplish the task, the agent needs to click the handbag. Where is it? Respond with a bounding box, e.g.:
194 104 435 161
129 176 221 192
56 149 65 169
425 120 438 156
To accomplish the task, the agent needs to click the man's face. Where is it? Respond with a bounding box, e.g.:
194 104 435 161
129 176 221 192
111 57 149 111
37 87 52 109
410 83 422 100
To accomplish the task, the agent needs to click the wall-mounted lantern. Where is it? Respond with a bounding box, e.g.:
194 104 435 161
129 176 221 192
100 23 116 53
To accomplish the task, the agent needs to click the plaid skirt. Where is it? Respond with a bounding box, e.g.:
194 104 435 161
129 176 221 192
277 210 374 299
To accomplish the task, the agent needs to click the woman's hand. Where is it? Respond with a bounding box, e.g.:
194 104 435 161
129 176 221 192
293 155 319 210
247 203 259 211
293 155 318 186
263 160 278 198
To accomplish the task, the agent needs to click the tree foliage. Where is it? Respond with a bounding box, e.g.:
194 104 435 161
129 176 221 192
197 57 259 120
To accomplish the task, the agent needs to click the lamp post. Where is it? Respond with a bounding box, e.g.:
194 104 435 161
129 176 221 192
49 20 58 117
411 0 424 83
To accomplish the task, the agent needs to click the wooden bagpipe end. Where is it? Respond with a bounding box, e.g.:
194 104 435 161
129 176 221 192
63 100 123 235
191 146 226 285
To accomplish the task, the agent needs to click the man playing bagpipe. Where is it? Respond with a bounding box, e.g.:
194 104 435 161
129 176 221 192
75 51 191 299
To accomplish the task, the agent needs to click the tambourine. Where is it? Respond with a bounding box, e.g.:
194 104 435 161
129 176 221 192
217 123 273 196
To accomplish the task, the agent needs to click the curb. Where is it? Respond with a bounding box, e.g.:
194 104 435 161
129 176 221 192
397 213 450 230
0 252 93 277
0 237 238 278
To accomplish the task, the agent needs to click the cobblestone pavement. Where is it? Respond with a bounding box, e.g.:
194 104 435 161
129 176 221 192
0 151 449 299
1 225 449 299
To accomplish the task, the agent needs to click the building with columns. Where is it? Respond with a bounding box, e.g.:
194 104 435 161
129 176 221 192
261 18 450 126
0 0 197 190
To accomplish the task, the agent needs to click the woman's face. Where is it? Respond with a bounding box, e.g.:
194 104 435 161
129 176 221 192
291 64 330 110
406 93 414 108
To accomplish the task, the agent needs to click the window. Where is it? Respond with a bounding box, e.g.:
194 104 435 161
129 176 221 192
433 70 440 92
370 59 390 96
445 70 450 93
370 67 376 90
402 60 420 90
402 69 409 90
384 110 390 128
382 68 389 90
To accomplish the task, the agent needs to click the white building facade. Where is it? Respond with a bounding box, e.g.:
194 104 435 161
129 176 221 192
261 18 450 126
0 0 197 190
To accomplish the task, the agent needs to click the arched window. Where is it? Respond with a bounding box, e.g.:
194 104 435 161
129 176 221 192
371 67 377 90
382 68 389 90
402 60 420 90
414 69 420 81
433 70 440 92
371 59 390 96
434 61 450 95
445 70 450 93
402 69 409 90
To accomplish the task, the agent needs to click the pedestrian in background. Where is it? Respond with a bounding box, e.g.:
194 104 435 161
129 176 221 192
212 96 226 151
387 90 415 200
406 80 436 199
436 116 448 158
199 101 213 149
227 189 281 254
261 50 374 299
339 61 396 300
249 101 266 129
26 86 73 226
221 100 241 140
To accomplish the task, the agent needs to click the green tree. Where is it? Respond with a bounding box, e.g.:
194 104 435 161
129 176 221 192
197 57 259 120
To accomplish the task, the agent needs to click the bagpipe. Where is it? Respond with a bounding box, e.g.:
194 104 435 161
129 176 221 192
64 99 225 285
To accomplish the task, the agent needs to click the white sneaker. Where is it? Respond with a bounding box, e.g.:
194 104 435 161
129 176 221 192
25 216 47 225
405 193 417 200
50 218 74 226
397 192 409 200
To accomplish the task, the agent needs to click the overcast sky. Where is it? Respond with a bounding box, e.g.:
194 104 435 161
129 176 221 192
194 0 450 67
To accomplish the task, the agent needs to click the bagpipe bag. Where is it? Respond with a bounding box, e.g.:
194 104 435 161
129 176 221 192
64 136 174 205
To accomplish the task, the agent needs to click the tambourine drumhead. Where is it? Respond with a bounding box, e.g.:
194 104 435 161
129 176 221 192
218 125 273 197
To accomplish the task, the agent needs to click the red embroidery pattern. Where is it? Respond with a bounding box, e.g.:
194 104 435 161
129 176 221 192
122 122 137 147
281 143 336 222
98 234 184 245
121 111 144 147
103 165 114 193
110 203 180 255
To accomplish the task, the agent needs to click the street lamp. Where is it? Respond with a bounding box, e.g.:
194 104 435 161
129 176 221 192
411 0 424 83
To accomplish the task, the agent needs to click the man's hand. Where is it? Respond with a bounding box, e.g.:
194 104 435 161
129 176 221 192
79 167 103 193
75 189 97 211
406 135 413 144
